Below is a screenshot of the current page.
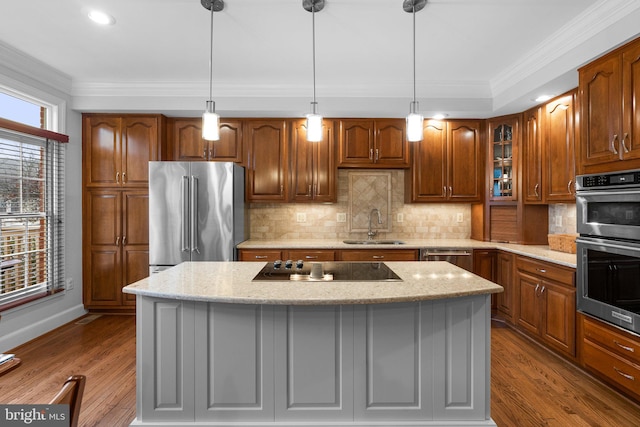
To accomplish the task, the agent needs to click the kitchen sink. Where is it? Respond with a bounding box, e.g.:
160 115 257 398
342 239 405 245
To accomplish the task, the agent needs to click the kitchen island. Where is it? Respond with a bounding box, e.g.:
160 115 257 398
123 261 502 427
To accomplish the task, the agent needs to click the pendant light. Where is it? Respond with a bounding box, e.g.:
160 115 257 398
202 0 224 141
303 0 325 142
404 0 426 142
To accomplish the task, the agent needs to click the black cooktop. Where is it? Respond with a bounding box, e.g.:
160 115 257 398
252 261 402 282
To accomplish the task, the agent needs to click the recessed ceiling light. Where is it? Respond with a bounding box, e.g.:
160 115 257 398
88 10 116 26
535 95 552 103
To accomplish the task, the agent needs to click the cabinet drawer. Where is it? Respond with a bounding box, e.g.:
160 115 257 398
584 339 640 397
584 316 640 365
286 250 336 261
339 250 418 261
516 257 574 286
238 250 283 262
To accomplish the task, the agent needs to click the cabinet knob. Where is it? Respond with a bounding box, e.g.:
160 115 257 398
622 133 630 154
611 134 619 155
115 236 120 246
614 367 635 381
534 183 539 197
116 172 120 184
614 340 635 353
372 255 384 259
375 149 379 161
369 148 374 160
122 172 126 183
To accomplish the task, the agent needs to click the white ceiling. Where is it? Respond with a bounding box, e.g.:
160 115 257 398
1 0 640 118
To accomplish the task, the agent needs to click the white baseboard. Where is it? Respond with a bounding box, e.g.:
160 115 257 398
0 303 87 352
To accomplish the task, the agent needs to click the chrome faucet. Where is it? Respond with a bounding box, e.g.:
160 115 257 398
367 208 382 240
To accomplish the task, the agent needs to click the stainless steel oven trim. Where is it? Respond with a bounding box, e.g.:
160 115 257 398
577 236 640 334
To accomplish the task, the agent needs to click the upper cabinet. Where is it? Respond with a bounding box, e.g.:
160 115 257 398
406 120 483 203
488 116 519 201
543 92 576 202
337 119 410 168
244 119 289 202
523 107 543 203
167 118 243 162
578 37 640 174
83 114 163 188
290 119 337 203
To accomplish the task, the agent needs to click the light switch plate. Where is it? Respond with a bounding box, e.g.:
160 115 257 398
296 213 307 223
337 213 347 223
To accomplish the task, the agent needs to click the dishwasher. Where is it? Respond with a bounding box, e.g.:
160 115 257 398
419 248 473 272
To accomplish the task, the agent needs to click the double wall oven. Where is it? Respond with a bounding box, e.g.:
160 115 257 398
576 169 640 334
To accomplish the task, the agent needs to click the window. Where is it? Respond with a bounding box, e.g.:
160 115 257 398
0 100 66 311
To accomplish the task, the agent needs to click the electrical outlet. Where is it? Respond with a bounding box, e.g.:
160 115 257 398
456 212 464 223
66 277 74 290
336 213 346 223
556 216 563 226
397 213 404 223
296 213 307 223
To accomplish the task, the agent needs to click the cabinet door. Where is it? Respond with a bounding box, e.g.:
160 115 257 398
169 118 208 161
448 120 482 202
540 280 576 357
83 115 121 187
338 120 375 166
545 93 576 202
407 120 447 202
496 252 514 322
515 270 541 336
213 120 243 162
121 116 159 187
286 250 336 261
245 120 288 202
313 123 336 202
238 250 283 262
579 54 622 168
488 117 518 201
84 190 122 306
622 42 640 162
122 191 150 305
523 107 543 203
375 119 409 167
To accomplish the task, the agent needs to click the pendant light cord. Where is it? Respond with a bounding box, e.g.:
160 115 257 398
312 3 317 114
412 4 416 105
209 5 214 102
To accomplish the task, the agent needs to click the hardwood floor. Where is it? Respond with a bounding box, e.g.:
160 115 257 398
1 314 640 426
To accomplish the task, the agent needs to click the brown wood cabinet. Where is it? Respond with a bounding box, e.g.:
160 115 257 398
337 119 410 168
166 118 243 162
244 119 289 202
495 252 514 323
523 106 543 203
238 249 283 262
290 119 336 203
580 313 640 401
83 114 162 188
83 189 149 308
406 120 483 203
544 92 576 202
578 37 640 174
515 256 576 358
488 116 518 201
338 249 418 261
285 249 336 261
82 114 163 312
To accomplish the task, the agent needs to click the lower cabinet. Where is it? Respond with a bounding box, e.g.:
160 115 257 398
515 256 576 358
580 313 640 401
496 252 515 323
136 295 492 425
238 249 283 262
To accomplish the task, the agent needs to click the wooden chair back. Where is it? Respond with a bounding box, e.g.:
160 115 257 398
49 375 86 427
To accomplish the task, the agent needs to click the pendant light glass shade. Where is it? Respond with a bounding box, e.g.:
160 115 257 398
202 100 220 141
406 104 424 142
306 112 323 142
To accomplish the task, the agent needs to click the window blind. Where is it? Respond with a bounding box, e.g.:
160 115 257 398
0 127 65 310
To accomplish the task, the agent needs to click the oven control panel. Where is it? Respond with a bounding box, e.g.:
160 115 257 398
578 169 640 190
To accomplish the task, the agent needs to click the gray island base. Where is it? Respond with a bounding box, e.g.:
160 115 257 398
123 261 503 427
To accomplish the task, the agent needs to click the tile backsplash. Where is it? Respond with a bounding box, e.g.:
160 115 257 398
248 169 577 241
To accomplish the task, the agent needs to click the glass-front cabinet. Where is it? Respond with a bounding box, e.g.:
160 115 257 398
489 117 519 201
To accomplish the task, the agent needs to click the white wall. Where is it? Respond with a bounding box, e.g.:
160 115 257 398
0 42 85 352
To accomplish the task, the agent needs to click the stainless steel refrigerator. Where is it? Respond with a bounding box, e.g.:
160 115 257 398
149 161 248 273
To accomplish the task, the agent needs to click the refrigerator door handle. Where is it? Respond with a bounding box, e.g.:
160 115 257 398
191 175 200 254
181 176 190 252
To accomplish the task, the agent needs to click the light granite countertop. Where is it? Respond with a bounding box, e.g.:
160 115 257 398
123 261 503 305
237 239 577 268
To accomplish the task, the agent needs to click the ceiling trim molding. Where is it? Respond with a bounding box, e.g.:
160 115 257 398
490 0 640 97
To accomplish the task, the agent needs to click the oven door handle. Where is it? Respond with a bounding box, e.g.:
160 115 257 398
576 190 640 198
577 237 640 253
